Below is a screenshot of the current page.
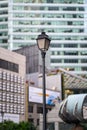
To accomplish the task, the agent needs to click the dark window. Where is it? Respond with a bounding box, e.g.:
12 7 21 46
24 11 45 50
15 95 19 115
81 52 87 55
37 119 39 126
51 44 61 47
84 37 87 40
67 7 76 11
79 29 84 33
64 44 77 48
59 122 73 130
28 118 34 123
73 14 77 18
81 67 87 71
64 59 78 63
47 123 55 130
67 21 72 25
79 7 84 11
14 64 19 72
80 44 87 48
47 0 53 3
51 59 61 63
64 52 78 55
28 105 33 113
0 59 19 73
0 4 8 8
2 39 7 43
37 107 43 113
81 59 87 63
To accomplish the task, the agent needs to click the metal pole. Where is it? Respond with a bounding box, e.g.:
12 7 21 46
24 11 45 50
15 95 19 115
41 51 46 130
1 112 4 123
1 111 4 130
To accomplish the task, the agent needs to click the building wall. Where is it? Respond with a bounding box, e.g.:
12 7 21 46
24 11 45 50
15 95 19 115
27 72 61 127
28 102 52 128
0 47 26 122
0 47 26 76
39 73 62 92
14 45 39 74
0 0 8 49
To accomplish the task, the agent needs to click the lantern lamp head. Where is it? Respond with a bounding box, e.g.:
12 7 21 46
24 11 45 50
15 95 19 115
36 32 51 52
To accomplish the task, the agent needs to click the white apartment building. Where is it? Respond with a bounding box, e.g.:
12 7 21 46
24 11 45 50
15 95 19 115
0 0 87 75
0 47 26 122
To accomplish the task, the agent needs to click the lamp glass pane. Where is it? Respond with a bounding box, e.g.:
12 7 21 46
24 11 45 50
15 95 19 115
45 39 50 50
37 39 45 50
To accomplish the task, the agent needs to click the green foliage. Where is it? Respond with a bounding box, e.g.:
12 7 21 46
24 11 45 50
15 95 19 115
0 120 36 130
80 123 87 130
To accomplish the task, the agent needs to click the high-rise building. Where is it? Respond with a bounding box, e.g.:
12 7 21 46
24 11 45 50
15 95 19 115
0 0 87 75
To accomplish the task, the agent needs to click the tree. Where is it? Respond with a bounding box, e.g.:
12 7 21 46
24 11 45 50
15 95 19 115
0 120 36 130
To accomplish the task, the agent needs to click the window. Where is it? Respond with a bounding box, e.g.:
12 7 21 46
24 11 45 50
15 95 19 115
59 122 73 130
29 105 33 113
51 44 61 47
37 119 39 126
2 39 7 43
64 44 77 48
81 51 87 55
37 107 43 113
79 29 84 33
67 21 72 25
80 44 87 48
64 59 78 63
64 51 78 55
81 67 87 71
73 14 77 18
0 59 19 73
47 123 55 130
28 118 34 123
51 59 61 63
81 59 87 63
79 7 84 11
0 4 8 8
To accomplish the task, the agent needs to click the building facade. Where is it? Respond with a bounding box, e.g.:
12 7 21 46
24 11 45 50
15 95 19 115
0 47 26 122
27 72 61 128
14 45 50 74
14 45 39 74
0 0 87 75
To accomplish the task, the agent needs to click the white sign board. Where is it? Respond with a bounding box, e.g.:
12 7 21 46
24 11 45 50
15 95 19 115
29 86 60 105
0 113 19 123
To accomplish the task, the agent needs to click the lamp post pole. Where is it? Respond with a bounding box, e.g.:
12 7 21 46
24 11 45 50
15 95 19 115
1 106 4 123
1 106 4 130
41 51 46 130
36 32 51 130
1 111 4 123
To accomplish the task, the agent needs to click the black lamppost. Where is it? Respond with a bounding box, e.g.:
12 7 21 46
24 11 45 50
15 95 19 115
1 106 4 123
36 32 51 130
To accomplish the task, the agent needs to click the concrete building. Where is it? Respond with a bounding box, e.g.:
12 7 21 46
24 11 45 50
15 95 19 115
0 47 26 122
27 72 61 128
0 0 87 75
39 101 73 130
14 45 39 74
14 45 50 74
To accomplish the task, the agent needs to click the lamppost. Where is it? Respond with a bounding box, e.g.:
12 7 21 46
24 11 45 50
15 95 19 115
1 106 4 123
36 32 51 130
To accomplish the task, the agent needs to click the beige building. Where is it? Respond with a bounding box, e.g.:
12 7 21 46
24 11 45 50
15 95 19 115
27 72 62 129
0 47 27 122
39 101 73 130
